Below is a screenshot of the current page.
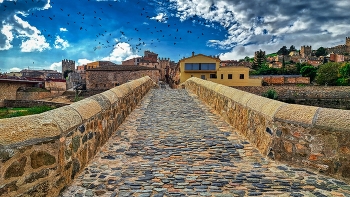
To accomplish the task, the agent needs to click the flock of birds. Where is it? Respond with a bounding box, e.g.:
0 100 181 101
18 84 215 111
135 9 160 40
2 0 211 56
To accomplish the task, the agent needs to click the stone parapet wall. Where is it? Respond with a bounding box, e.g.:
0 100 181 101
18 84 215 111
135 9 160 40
184 77 350 184
0 76 154 197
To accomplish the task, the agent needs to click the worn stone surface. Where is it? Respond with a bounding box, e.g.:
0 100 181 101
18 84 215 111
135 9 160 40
69 98 102 120
42 105 82 133
274 104 319 125
61 87 350 197
0 114 61 146
315 108 350 131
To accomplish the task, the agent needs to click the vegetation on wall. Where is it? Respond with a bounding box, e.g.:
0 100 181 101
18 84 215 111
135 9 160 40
262 89 278 99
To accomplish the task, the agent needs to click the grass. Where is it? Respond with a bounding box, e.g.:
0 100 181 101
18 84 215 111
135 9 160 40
0 106 55 119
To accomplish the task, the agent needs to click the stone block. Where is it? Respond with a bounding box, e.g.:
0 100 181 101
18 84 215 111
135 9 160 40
314 108 350 132
69 98 102 121
246 95 286 119
100 90 118 105
0 114 61 146
109 85 131 98
41 106 82 134
274 104 319 126
89 94 111 111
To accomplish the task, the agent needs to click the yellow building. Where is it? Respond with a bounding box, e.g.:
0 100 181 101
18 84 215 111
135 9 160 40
86 61 115 69
179 53 262 86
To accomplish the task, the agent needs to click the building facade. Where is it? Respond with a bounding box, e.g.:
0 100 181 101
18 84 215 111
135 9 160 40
179 53 261 86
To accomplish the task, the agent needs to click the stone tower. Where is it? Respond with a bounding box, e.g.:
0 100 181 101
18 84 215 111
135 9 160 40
346 37 350 47
62 59 75 79
300 45 312 58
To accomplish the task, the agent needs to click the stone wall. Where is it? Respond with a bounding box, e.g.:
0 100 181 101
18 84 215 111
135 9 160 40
250 75 310 85
86 69 160 91
3 100 69 108
16 91 65 100
184 77 350 184
0 82 32 100
235 86 350 99
45 81 66 91
0 76 154 197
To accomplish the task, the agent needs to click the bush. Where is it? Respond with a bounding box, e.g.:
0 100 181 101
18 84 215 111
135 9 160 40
262 89 278 99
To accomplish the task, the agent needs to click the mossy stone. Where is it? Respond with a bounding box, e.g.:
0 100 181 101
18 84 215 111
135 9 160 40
4 157 27 179
30 151 56 169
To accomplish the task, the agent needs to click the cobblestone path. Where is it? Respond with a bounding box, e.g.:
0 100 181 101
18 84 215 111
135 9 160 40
61 88 350 197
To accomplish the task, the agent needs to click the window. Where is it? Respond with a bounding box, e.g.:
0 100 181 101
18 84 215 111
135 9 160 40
201 63 216 70
221 74 223 79
210 74 217 79
185 63 215 70
228 74 232 79
240 74 244 79
201 75 206 79
185 63 200 70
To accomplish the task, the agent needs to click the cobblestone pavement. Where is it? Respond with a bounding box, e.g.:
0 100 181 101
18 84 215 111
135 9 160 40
61 88 350 197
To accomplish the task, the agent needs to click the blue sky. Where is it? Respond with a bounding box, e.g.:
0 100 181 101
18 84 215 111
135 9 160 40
1 0 350 73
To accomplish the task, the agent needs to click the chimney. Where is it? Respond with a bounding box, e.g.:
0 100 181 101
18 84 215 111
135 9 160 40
192 51 195 57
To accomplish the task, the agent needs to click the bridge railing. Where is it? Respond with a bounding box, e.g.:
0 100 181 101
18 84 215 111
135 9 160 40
0 76 154 197
184 77 350 184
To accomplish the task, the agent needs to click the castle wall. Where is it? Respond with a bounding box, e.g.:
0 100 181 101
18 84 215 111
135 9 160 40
184 77 350 184
0 77 154 197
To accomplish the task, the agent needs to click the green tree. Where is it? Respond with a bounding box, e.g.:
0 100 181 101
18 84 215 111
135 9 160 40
253 50 266 70
315 62 341 85
289 45 296 52
337 63 350 85
277 46 289 55
300 65 317 82
315 47 327 57
63 70 73 79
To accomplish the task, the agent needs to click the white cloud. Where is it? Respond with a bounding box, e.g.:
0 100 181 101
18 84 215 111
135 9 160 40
14 15 50 52
101 42 136 63
50 61 62 71
9 67 21 72
0 24 14 50
59 27 68 32
150 13 168 23
77 59 94 65
54 35 69 49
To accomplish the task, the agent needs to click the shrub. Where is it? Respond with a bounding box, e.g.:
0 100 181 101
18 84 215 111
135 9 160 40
262 89 278 100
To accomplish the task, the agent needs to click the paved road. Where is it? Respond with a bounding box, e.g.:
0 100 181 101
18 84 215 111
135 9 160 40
61 88 350 197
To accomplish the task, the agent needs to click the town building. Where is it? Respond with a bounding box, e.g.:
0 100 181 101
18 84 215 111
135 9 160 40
179 52 261 86
20 69 62 79
62 59 75 79
330 53 345 62
122 50 174 81
86 61 115 69
327 37 350 54
300 46 312 58
86 65 160 91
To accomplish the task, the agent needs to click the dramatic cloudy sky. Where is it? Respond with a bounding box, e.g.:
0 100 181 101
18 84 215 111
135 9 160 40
1 0 350 73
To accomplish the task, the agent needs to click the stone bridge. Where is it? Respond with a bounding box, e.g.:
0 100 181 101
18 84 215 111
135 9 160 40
1 76 350 197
